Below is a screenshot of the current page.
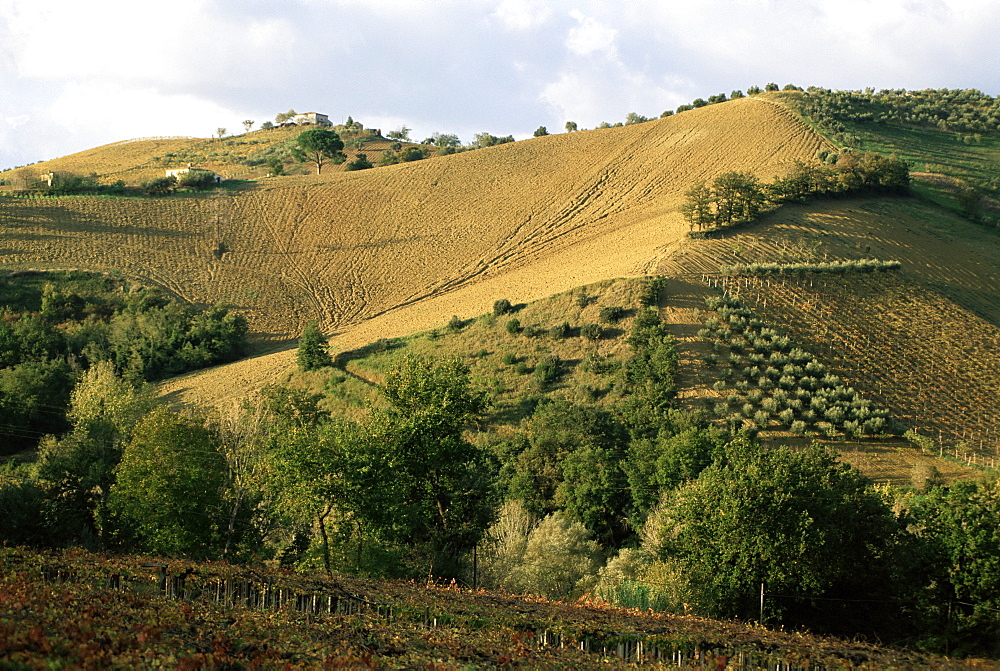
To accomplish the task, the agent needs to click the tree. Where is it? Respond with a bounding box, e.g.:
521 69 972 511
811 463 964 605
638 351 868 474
506 512 601 600
292 128 345 174
645 441 900 631
712 171 765 225
275 109 297 124
681 181 714 230
296 321 332 371
399 146 428 162
140 175 176 195
343 153 373 171
266 157 285 176
242 120 254 133
260 121 274 131
625 112 649 125
354 356 493 577
106 409 228 558
216 127 227 140
565 121 578 132
533 126 549 137
386 126 411 141
910 479 1000 655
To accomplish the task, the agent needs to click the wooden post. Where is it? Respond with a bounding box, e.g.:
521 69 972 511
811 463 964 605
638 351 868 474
759 582 765 623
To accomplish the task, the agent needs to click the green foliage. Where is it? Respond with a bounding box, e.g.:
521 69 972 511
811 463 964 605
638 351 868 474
505 318 521 334
292 128 345 174
296 322 332 371
106 409 228 558
548 321 571 339
564 121 578 132
646 440 900 632
599 305 625 323
639 276 667 307
399 146 428 162
176 170 219 190
505 512 601 600
492 298 513 315
140 176 176 196
533 126 549 137
910 478 1000 655
580 323 602 341
343 153 373 171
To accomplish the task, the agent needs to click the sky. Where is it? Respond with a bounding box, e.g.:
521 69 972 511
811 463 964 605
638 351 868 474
2 0 999 170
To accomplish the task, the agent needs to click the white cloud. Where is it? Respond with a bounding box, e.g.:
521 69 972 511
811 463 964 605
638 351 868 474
565 10 618 58
491 0 553 31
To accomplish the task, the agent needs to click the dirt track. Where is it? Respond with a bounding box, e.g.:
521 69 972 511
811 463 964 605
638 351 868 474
0 98 827 408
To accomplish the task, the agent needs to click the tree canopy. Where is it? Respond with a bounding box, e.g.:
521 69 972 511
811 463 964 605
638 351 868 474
292 129 345 174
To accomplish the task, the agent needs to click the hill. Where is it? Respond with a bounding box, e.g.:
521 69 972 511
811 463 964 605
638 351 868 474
0 98 824 346
0 124 404 185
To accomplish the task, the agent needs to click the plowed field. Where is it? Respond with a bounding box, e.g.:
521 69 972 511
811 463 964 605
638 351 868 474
0 98 827 406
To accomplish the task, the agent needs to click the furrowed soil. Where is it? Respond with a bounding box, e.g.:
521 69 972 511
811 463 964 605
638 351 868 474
0 98 827 407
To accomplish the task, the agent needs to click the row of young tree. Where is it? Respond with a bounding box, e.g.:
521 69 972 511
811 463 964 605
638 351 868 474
798 87 1000 138
682 152 911 231
0 272 247 453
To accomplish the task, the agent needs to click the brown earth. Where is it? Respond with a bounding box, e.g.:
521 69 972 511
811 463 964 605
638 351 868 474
0 98 827 408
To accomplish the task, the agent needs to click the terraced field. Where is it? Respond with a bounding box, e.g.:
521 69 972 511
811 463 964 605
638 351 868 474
1 98 827 405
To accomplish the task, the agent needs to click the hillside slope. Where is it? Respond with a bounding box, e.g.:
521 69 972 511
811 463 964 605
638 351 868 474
1 98 823 346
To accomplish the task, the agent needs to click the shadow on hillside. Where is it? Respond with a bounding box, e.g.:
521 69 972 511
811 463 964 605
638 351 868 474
6 204 192 238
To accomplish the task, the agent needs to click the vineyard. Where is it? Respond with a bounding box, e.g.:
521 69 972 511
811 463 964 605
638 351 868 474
710 271 1000 459
0 547 967 669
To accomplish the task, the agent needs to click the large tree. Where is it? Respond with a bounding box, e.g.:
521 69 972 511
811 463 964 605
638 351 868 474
106 409 228 558
292 128 345 174
645 440 900 633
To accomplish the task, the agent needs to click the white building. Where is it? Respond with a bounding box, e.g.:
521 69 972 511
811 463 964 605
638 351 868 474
291 112 331 126
165 165 222 183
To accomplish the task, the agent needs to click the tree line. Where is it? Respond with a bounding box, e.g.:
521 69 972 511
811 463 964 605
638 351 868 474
2 289 999 655
0 271 247 454
682 152 911 232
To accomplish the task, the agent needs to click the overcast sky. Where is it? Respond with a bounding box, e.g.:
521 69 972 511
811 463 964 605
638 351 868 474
2 0 998 170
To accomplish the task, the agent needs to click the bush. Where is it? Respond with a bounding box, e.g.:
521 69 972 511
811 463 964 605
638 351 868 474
141 176 176 195
493 298 513 316
501 353 517 365
580 323 602 341
599 306 626 323
505 318 521 334
533 355 561 387
447 315 464 331
549 321 571 339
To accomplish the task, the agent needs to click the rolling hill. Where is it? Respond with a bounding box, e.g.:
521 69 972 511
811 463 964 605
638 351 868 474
2 97 823 385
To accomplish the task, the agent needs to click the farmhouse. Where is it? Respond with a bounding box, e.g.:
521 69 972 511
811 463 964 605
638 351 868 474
291 112 331 126
165 165 222 183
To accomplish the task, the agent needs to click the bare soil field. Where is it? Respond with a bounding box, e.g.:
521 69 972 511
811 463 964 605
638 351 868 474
0 98 825 405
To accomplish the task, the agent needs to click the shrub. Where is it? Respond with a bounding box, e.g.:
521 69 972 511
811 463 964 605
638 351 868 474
533 355 561 386
447 315 464 331
501 353 517 365
599 306 626 324
523 325 543 338
549 321 571 339
493 298 513 316
506 318 521 334
575 293 591 308
141 176 176 196
580 323 602 341
639 277 667 307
